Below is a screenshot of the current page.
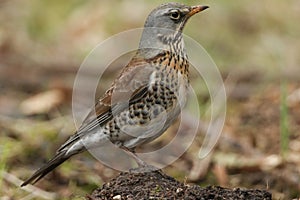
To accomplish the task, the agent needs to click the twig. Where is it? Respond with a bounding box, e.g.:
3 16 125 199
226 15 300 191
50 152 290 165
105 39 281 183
2 171 57 200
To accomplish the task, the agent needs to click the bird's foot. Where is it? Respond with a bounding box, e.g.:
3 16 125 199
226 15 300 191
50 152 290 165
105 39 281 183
129 164 160 173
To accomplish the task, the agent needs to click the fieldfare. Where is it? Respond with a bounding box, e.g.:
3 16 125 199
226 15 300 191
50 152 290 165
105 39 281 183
21 2 208 186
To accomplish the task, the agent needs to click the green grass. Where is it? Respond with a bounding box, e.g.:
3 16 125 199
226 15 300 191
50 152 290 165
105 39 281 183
280 80 289 157
0 143 9 190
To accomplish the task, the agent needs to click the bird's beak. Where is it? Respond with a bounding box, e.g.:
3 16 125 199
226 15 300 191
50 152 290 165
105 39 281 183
187 5 209 17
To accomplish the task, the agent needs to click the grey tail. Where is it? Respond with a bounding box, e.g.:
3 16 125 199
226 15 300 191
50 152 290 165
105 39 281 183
21 150 71 187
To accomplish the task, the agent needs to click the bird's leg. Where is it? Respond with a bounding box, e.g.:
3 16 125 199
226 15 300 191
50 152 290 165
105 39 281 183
120 146 148 167
120 146 160 173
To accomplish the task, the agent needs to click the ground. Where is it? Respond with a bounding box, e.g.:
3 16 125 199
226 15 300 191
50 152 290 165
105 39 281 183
89 169 271 200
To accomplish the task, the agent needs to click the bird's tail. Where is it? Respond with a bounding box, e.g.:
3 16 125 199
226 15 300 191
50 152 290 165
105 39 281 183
21 150 72 187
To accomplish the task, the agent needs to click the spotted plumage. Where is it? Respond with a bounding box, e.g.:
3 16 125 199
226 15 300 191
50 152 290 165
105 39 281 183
21 2 208 186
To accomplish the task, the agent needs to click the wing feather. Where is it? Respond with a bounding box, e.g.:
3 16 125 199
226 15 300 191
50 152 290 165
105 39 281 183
57 61 154 152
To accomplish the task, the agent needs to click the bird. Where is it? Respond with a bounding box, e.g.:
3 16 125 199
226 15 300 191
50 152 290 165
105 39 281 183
21 2 209 186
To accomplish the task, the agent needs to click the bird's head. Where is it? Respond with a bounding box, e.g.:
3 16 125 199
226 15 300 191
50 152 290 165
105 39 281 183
138 3 208 58
144 3 208 33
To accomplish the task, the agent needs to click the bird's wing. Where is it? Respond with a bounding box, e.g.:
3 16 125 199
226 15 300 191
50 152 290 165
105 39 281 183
57 60 154 152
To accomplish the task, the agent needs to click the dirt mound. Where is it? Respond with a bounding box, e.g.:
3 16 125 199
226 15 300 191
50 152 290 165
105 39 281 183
89 169 272 200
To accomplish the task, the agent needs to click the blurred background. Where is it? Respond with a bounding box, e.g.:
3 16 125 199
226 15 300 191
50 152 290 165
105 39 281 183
0 0 299 199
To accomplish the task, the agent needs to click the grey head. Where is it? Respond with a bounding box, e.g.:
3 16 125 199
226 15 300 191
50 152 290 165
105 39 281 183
138 2 209 58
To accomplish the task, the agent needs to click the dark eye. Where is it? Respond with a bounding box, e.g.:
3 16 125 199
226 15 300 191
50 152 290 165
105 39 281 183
170 10 181 20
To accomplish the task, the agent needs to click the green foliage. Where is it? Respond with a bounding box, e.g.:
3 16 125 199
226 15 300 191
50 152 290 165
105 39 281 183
0 143 9 189
26 0 86 41
280 81 289 156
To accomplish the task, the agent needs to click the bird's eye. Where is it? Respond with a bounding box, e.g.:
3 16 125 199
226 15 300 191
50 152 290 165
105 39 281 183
170 10 181 20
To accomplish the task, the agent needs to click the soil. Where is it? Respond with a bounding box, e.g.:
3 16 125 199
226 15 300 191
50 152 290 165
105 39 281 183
89 169 272 200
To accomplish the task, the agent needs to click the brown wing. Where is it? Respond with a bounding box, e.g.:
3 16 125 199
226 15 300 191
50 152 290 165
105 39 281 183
57 60 154 152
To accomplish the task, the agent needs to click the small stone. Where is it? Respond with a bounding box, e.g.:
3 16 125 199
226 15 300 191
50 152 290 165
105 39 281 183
176 188 183 193
113 194 121 200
